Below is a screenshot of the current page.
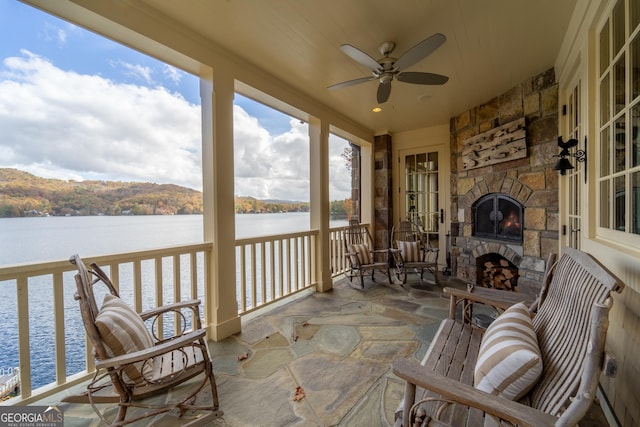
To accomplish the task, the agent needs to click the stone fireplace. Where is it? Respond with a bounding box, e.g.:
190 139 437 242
449 68 559 299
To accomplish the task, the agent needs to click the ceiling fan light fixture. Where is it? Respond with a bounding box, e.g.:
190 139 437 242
328 33 448 102
372 106 382 113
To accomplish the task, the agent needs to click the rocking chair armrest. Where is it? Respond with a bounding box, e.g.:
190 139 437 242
444 287 525 311
371 248 390 254
139 299 202 320
391 358 558 427
95 329 206 370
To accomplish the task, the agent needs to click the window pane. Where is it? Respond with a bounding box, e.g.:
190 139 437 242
601 126 611 176
633 34 640 101
614 53 626 114
416 153 427 173
569 172 578 215
633 104 640 167
615 115 626 172
427 152 438 170
613 0 625 55
600 20 610 76
615 175 626 231
406 155 416 174
600 73 610 126
633 172 640 234
601 180 611 228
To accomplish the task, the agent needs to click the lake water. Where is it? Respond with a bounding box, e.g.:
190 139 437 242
0 213 347 389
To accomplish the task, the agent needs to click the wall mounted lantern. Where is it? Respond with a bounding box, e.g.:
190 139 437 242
554 136 587 182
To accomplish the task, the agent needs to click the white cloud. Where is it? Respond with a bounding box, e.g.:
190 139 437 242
163 64 182 85
113 60 153 84
0 51 202 189
42 22 67 46
0 51 352 201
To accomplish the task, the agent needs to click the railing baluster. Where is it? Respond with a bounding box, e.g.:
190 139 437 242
278 239 284 298
190 252 198 300
155 256 164 339
133 260 142 313
260 242 266 306
16 276 31 399
53 271 66 385
239 245 247 313
300 236 306 288
269 241 276 299
173 255 181 334
250 244 257 309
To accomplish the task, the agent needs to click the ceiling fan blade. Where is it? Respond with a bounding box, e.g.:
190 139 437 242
397 71 449 85
327 76 375 90
340 44 383 72
395 33 446 71
377 81 391 104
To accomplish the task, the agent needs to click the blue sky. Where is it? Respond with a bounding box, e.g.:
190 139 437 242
0 0 351 201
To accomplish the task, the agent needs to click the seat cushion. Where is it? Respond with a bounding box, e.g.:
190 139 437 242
95 294 155 384
396 240 421 262
348 243 371 264
474 302 542 401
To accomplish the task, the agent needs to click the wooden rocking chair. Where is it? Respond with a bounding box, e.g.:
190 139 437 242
390 220 439 285
64 255 223 426
391 247 625 426
343 223 391 289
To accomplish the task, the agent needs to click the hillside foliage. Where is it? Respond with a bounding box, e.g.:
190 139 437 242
0 168 352 218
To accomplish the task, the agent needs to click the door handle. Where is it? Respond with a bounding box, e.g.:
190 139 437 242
440 209 444 223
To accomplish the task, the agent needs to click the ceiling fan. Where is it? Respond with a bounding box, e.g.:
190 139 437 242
328 33 449 104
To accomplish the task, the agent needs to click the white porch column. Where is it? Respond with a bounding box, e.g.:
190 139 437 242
309 117 332 292
201 69 241 340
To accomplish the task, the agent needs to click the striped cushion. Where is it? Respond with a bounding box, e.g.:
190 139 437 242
348 243 371 264
95 294 154 385
474 302 543 400
396 240 421 262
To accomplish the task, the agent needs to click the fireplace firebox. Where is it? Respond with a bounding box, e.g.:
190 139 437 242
473 193 523 242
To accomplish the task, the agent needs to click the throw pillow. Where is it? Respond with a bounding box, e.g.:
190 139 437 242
348 243 371 265
95 294 155 384
396 240 421 262
474 302 542 400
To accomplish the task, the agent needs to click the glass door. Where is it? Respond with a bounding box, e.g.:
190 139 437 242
401 150 441 251
565 80 583 249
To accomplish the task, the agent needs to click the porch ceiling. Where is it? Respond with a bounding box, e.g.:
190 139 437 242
55 0 579 135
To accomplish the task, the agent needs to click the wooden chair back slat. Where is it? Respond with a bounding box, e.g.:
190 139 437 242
530 247 624 415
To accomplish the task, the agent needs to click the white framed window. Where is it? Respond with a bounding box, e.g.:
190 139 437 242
597 0 640 242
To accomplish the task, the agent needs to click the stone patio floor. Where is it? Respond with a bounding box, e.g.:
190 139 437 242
41 272 610 426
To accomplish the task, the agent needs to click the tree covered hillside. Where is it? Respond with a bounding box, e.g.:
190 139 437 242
0 168 202 217
0 168 351 218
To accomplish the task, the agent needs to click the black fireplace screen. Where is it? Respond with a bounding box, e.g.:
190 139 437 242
473 194 523 241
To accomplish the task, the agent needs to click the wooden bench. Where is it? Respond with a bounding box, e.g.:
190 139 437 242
391 247 624 427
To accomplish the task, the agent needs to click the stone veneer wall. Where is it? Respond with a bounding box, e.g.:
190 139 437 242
450 68 559 298
374 134 393 250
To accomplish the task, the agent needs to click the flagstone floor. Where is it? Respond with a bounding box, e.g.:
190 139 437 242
43 272 609 426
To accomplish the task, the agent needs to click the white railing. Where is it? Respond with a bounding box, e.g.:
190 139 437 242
330 224 353 277
235 230 317 313
0 225 353 405
0 243 212 404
